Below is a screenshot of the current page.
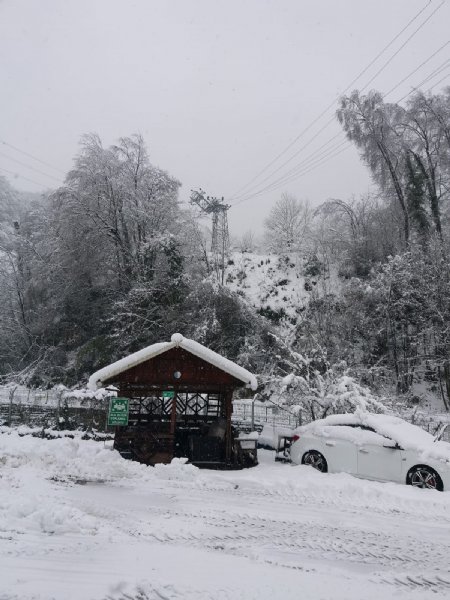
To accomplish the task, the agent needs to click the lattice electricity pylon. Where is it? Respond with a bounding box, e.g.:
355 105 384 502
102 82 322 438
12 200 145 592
190 189 230 284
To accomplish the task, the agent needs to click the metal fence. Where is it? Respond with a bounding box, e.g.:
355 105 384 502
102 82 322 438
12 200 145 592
232 400 298 431
1 387 448 442
0 386 111 432
0 386 59 407
231 400 450 441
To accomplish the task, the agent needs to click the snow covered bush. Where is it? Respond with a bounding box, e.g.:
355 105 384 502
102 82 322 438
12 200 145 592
259 333 387 423
263 370 386 424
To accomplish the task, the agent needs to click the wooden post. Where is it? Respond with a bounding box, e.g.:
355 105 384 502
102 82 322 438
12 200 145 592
169 389 178 461
8 386 16 426
225 389 233 465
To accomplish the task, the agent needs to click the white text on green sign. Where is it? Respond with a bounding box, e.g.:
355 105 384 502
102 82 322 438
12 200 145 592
108 397 129 426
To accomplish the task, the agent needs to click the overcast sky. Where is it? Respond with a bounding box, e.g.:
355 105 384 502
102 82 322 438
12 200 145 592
1 0 449 236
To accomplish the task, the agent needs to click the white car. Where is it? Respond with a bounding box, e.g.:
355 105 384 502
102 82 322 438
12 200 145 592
290 412 450 491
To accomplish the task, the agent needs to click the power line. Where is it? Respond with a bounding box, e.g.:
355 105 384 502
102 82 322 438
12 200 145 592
232 44 450 207
359 0 445 93
231 133 347 204
401 67 450 99
260 139 350 194
261 50 450 203
277 57 450 194
228 0 434 200
416 60 450 88
0 166 54 189
262 56 450 199
0 138 66 175
233 142 352 207
233 144 352 206
230 115 339 203
232 63 450 209
230 1 443 204
0 151 63 184
384 40 449 97
395 58 450 103
426 70 450 91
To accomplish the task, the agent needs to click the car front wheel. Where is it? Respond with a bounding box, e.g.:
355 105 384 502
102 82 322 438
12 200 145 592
407 465 443 491
302 450 328 473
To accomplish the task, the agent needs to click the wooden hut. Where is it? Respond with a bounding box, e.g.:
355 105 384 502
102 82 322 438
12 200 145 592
88 333 258 468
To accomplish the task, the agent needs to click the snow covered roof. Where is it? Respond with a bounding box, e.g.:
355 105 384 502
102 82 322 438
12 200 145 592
88 333 257 391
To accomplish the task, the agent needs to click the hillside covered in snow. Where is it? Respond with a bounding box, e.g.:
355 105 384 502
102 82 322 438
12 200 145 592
225 251 340 325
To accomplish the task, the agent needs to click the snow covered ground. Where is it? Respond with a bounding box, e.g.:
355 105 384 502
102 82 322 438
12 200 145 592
1 431 450 599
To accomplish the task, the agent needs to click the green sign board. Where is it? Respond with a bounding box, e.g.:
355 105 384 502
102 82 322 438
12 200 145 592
108 397 129 426
162 391 175 399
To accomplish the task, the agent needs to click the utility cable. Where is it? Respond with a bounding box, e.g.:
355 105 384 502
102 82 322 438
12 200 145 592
415 60 450 89
359 0 445 94
232 63 449 208
0 166 54 189
230 115 339 203
426 70 450 91
233 137 349 204
233 142 352 206
230 2 443 204
0 151 63 183
384 39 449 97
257 54 450 199
228 0 434 200
395 58 450 103
233 48 450 206
0 138 66 175
259 140 351 196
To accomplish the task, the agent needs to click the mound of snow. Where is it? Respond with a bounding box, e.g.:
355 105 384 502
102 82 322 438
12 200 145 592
154 457 200 481
0 430 148 481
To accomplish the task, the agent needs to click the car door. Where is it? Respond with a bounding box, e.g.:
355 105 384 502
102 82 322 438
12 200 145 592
356 427 404 483
314 425 358 475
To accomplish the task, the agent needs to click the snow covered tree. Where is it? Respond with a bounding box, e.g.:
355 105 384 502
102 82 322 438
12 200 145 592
337 91 410 245
258 333 386 422
403 90 450 243
316 195 400 277
264 194 312 255
53 133 181 288
338 88 450 248
0 182 53 377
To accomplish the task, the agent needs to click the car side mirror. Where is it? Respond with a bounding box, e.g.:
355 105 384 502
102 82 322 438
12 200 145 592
383 442 402 450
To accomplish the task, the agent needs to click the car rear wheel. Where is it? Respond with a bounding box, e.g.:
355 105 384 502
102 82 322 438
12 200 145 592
302 450 328 473
407 465 443 491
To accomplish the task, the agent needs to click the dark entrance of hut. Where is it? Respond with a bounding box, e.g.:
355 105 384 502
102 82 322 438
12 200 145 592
119 386 229 466
89 334 258 469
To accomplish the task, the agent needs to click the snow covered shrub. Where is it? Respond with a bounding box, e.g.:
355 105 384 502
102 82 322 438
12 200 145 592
259 334 387 423
257 306 287 324
264 370 387 424
302 252 323 278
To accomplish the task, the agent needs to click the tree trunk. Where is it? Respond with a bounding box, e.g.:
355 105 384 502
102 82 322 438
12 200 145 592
412 152 442 241
377 142 410 245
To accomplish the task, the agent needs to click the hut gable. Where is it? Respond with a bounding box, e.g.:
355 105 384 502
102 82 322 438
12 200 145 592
88 333 257 390
105 347 243 389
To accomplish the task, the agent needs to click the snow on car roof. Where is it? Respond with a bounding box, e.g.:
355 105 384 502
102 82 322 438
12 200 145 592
296 411 450 463
88 333 258 391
